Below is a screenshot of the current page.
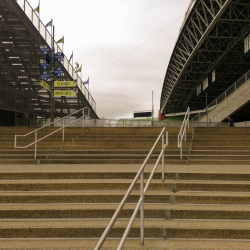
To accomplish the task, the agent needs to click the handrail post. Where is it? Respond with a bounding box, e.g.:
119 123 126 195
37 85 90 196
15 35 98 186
185 123 187 142
34 131 37 160
140 171 144 245
83 117 85 129
162 132 165 182
62 119 65 142
180 144 182 159
14 135 17 148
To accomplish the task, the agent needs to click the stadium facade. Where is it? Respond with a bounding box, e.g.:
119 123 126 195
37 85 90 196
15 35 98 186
0 0 98 126
160 0 250 120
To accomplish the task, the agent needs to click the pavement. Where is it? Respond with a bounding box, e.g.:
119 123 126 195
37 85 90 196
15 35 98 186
0 164 249 173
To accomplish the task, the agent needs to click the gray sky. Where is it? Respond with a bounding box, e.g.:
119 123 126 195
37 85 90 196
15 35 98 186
28 0 189 118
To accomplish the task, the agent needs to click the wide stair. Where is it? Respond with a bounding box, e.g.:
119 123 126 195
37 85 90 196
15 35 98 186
190 127 250 164
0 127 192 165
1 170 250 249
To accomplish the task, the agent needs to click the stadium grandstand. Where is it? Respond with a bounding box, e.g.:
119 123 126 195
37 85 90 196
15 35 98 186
0 0 98 126
160 0 250 122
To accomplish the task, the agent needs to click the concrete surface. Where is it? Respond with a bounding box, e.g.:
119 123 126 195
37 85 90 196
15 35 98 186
199 76 250 123
0 164 250 173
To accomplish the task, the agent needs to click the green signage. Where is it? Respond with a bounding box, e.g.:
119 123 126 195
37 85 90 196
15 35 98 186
54 81 76 88
40 80 50 91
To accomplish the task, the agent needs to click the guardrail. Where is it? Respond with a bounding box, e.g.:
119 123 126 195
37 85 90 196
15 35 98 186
14 107 90 159
178 107 190 159
15 0 96 112
191 69 250 122
14 118 229 128
94 127 168 250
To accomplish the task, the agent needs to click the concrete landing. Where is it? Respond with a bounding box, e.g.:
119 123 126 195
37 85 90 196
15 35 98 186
0 164 249 174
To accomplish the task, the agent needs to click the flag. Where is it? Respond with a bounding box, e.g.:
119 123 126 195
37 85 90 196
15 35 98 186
45 19 53 28
34 0 40 13
76 66 82 73
34 5 39 13
69 52 73 62
57 37 64 44
83 77 89 85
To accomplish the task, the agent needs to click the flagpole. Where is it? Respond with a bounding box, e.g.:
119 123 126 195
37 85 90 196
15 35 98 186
88 77 89 102
38 0 40 19
51 18 53 35
72 51 74 76
62 36 64 53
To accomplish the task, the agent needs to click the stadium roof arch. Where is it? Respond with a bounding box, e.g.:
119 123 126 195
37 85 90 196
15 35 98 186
160 0 250 114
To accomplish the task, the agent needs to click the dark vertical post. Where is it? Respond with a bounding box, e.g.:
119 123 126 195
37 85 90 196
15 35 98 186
206 92 208 127
50 26 55 126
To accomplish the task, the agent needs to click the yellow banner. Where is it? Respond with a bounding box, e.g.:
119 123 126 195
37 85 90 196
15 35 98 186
40 80 50 91
54 81 76 87
54 90 76 97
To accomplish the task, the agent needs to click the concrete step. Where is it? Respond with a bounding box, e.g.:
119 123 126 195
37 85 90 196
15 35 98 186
1 203 250 220
0 203 169 219
0 154 187 160
1 238 250 250
0 218 166 238
166 219 250 239
1 179 250 192
0 219 250 239
0 171 176 180
191 150 250 155
0 190 172 203
0 179 173 191
192 146 250 150
38 159 186 165
192 142 250 146
44 154 187 160
189 159 250 165
1 172 250 181
174 191 250 204
0 150 188 155
190 155 250 160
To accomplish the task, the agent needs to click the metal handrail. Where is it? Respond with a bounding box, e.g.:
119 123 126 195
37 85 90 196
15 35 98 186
94 127 168 250
178 107 190 159
14 107 90 159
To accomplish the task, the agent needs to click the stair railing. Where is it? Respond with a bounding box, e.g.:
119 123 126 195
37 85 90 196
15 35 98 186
94 127 168 250
178 107 190 159
14 107 90 159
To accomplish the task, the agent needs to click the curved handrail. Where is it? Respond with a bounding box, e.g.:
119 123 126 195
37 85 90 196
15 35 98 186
178 107 190 159
94 127 168 250
14 107 89 159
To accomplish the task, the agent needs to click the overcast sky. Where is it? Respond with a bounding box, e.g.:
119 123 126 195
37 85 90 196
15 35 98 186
27 0 189 118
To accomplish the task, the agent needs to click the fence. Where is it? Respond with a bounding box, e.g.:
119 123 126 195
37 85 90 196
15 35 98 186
191 70 250 122
15 0 96 112
15 117 231 128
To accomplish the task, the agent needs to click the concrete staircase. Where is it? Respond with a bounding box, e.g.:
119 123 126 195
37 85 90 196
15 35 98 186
0 127 192 165
190 127 250 164
1 169 250 249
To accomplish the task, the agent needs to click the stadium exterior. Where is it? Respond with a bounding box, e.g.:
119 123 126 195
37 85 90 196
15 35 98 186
160 0 250 118
0 0 98 126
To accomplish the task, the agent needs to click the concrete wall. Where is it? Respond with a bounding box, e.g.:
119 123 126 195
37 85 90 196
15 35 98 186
199 77 250 123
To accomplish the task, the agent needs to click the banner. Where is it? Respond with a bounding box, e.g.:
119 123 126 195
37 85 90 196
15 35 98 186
40 80 50 91
54 81 76 87
54 90 76 97
197 85 201 96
